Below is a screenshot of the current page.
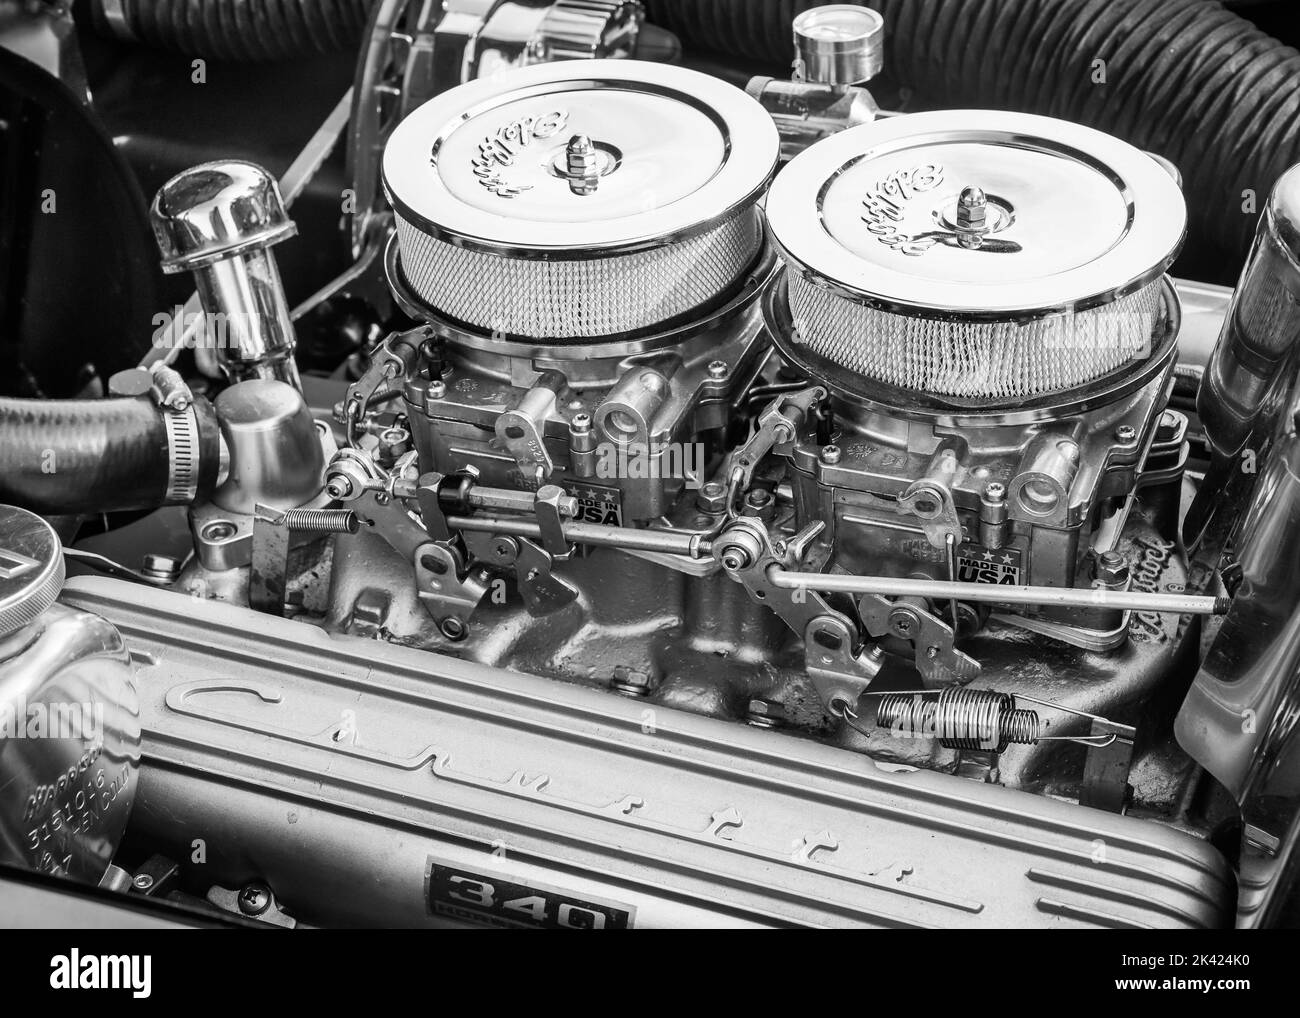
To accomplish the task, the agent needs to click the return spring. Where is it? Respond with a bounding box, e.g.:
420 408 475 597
876 688 1041 753
833 687 1119 751
256 507 362 534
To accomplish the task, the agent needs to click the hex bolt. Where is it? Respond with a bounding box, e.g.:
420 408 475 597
140 554 183 582
237 883 272 916
696 481 728 514
956 185 988 231
820 444 842 465
1095 549 1130 586
746 698 786 729
610 666 652 698
565 134 602 195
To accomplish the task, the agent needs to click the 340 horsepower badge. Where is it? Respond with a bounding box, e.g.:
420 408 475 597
426 857 635 929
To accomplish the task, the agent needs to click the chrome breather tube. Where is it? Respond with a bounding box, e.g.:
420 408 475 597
1184 163 1300 562
150 160 302 390
765 569 1229 615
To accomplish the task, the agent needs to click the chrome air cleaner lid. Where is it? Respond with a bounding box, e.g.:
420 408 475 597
382 60 779 340
765 110 1186 402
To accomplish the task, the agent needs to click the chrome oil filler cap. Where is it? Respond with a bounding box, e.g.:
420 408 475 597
1 507 140 884
764 109 1187 403
0 505 64 638
382 59 780 340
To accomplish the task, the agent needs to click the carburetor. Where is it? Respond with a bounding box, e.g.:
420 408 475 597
309 76 1214 798
371 59 779 524
759 110 1189 676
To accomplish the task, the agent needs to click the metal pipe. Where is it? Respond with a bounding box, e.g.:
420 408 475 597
765 568 1229 615
150 161 301 389
446 514 708 557
1184 163 1300 567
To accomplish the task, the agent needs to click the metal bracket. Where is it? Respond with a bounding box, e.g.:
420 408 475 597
496 370 566 485
533 484 571 556
857 593 980 685
714 516 882 708
1080 718 1137 813
897 479 962 551
250 505 362 616
249 505 294 616
724 386 826 497
466 532 578 618
413 540 491 638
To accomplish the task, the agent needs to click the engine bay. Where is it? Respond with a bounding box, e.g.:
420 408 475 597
4 0 1300 932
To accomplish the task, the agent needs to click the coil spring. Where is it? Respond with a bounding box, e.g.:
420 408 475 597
875 688 1041 753
279 508 361 535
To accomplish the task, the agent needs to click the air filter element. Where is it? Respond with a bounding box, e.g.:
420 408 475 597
382 60 779 341
764 110 1187 404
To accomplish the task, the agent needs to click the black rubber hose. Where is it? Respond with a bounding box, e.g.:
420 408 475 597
0 396 218 515
644 0 1300 268
95 0 373 62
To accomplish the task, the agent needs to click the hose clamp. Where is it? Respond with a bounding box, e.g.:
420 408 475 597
161 405 201 504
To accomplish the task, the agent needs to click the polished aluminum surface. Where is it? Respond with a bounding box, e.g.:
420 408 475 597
1196 165 1300 458
2 586 138 885
151 160 296 273
382 59 779 256
211 381 325 516
0 507 64 639
65 577 1233 928
765 110 1186 317
150 161 302 389
793 4 884 85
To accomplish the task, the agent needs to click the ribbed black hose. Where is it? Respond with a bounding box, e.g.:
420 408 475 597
644 0 1300 267
101 0 373 62
0 396 213 515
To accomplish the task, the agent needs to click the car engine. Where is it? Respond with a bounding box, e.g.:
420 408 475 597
4 0 1300 932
